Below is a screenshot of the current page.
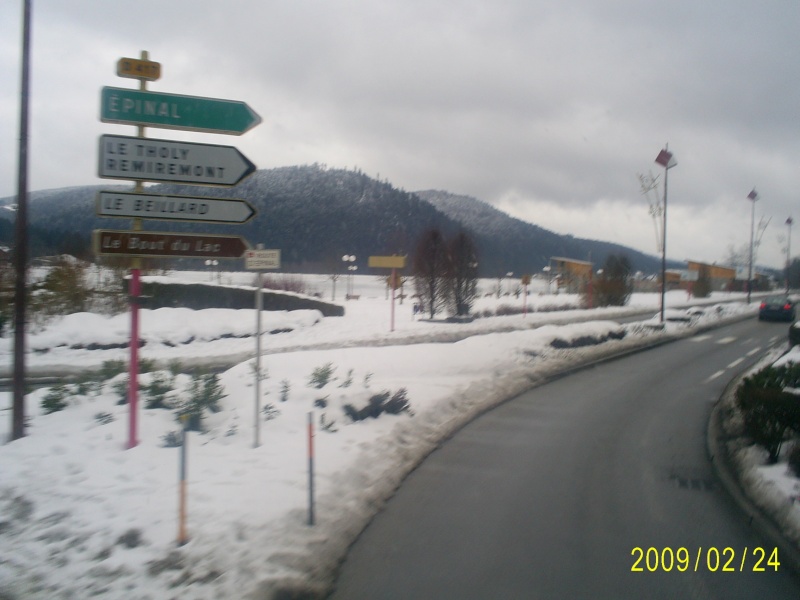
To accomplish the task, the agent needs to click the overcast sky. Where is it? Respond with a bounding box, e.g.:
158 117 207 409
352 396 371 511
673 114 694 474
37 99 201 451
1 1 799 269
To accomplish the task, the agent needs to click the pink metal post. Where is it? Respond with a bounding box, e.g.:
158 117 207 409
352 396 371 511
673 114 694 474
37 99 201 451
390 268 396 332
128 268 140 448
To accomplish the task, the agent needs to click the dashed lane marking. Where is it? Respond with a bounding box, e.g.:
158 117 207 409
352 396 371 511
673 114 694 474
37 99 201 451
716 336 737 344
704 370 726 383
727 358 744 369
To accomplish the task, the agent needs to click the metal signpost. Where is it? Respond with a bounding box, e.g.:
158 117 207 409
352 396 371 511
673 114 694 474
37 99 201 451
97 52 259 465
245 247 281 448
96 191 255 224
99 51 261 545
368 255 407 332
98 134 256 186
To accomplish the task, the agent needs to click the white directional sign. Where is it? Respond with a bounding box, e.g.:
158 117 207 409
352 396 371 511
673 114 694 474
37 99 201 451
245 249 281 270
98 134 256 186
96 191 256 224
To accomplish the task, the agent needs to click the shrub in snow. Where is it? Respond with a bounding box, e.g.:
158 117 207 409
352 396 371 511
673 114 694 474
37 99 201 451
41 385 70 415
117 528 144 549
735 373 800 464
73 373 101 397
143 371 175 409
262 403 280 421
550 330 625 349
138 357 157 374
100 359 126 381
249 360 269 382
495 304 522 316
94 412 114 425
259 273 307 295
343 388 412 421
320 412 337 432
167 359 183 377
339 368 354 388
314 397 328 409
384 388 411 415
161 431 183 448
111 377 129 405
280 379 291 402
308 362 335 389
176 372 227 432
31 257 91 321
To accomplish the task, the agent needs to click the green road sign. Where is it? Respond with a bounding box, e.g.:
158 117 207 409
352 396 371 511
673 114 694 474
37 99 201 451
100 87 261 135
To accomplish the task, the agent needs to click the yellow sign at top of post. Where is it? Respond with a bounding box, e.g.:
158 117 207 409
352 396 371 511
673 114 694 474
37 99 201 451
368 255 406 269
117 57 161 81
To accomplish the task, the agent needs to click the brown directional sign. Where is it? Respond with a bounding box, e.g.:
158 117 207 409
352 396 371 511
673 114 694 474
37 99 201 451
94 230 250 259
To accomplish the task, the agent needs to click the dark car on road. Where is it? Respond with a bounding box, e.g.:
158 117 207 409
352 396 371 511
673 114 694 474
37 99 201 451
759 295 795 322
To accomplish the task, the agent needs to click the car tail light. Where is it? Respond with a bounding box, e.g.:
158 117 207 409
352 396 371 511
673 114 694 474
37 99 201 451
760 302 766 309
785 303 793 310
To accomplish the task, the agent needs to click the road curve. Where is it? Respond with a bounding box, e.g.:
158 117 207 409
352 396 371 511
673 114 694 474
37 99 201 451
329 318 800 599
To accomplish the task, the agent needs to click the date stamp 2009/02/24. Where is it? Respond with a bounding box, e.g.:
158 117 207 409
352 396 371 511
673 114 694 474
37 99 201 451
631 547 780 573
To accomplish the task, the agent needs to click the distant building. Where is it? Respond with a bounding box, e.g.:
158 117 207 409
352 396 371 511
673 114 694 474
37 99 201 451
551 257 592 294
686 261 736 292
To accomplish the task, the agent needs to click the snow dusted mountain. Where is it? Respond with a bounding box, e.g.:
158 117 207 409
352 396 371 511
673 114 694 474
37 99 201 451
0 166 663 275
415 189 665 274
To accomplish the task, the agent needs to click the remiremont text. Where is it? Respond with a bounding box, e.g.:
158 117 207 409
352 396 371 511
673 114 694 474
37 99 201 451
103 138 227 179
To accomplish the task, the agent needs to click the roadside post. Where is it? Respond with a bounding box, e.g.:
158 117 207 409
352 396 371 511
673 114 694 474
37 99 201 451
368 255 407 332
244 247 281 448
308 411 315 526
521 274 531 317
178 413 189 546
96 52 260 449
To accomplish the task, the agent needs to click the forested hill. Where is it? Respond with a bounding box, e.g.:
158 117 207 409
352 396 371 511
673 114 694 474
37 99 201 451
0 165 664 275
415 190 667 275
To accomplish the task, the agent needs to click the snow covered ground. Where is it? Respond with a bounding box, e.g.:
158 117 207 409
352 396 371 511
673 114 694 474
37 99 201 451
0 274 785 599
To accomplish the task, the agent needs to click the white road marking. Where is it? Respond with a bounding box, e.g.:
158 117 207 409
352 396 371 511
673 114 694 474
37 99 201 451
716 337 736 344
728 358 744 369
746 347 761 357
705 370 726 383
691 335 712 342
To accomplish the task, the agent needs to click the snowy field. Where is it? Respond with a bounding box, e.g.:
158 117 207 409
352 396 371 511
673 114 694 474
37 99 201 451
0 273 787 599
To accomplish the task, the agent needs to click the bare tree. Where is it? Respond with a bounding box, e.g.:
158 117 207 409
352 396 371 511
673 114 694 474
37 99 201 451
592 254 633 307
413 228 448 319
446 231 479 316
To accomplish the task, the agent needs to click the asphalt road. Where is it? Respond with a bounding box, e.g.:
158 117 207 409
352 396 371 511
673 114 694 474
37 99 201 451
329 318 800 599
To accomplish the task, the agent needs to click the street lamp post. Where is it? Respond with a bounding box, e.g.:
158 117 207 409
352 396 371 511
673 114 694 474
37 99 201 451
342 255 356 298
746 189 759 304
205 259 218 282
655 146 677 323
786 216 794 293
